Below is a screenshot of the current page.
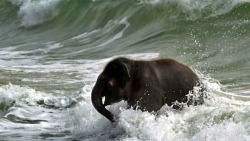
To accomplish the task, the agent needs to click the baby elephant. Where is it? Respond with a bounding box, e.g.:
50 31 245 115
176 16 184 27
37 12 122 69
91 57 203 122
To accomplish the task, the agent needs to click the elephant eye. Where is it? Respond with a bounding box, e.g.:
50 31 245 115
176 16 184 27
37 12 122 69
108 79 115 87
97 78 106 85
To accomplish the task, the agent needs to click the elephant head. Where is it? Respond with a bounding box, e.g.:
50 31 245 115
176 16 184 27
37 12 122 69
91 58 131 122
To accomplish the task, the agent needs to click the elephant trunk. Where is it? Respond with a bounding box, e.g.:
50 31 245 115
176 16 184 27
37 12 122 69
91 84 115 122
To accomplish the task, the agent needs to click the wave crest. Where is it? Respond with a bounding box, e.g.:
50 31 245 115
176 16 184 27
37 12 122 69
4 0 250 28
10 0 60 27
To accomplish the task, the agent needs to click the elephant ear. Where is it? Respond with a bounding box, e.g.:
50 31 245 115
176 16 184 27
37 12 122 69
118 62 130 87
105 59 131 88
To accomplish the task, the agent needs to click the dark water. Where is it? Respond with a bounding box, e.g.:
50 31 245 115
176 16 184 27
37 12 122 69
0 0 250 140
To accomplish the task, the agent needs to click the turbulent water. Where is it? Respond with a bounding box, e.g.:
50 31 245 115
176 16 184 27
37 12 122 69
0 0 250 140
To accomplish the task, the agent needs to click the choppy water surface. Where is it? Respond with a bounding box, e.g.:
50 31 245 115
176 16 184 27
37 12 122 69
0 0 250 140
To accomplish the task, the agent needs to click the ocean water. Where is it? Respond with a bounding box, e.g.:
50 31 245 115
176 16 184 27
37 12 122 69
0 0 250 140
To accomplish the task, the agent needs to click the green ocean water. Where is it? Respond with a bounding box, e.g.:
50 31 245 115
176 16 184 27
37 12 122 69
0 0 250 140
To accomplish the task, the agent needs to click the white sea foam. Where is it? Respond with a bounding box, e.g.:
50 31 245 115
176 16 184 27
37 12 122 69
0 84 44 107
10 0 60 27
0 84 79 109
191 122 249 141
0 84 74 140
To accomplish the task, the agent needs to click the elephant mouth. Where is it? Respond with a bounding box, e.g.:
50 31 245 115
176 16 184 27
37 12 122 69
103 96 111 106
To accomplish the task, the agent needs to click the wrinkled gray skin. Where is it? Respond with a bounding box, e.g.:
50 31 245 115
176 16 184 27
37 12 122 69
91 57 203 122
